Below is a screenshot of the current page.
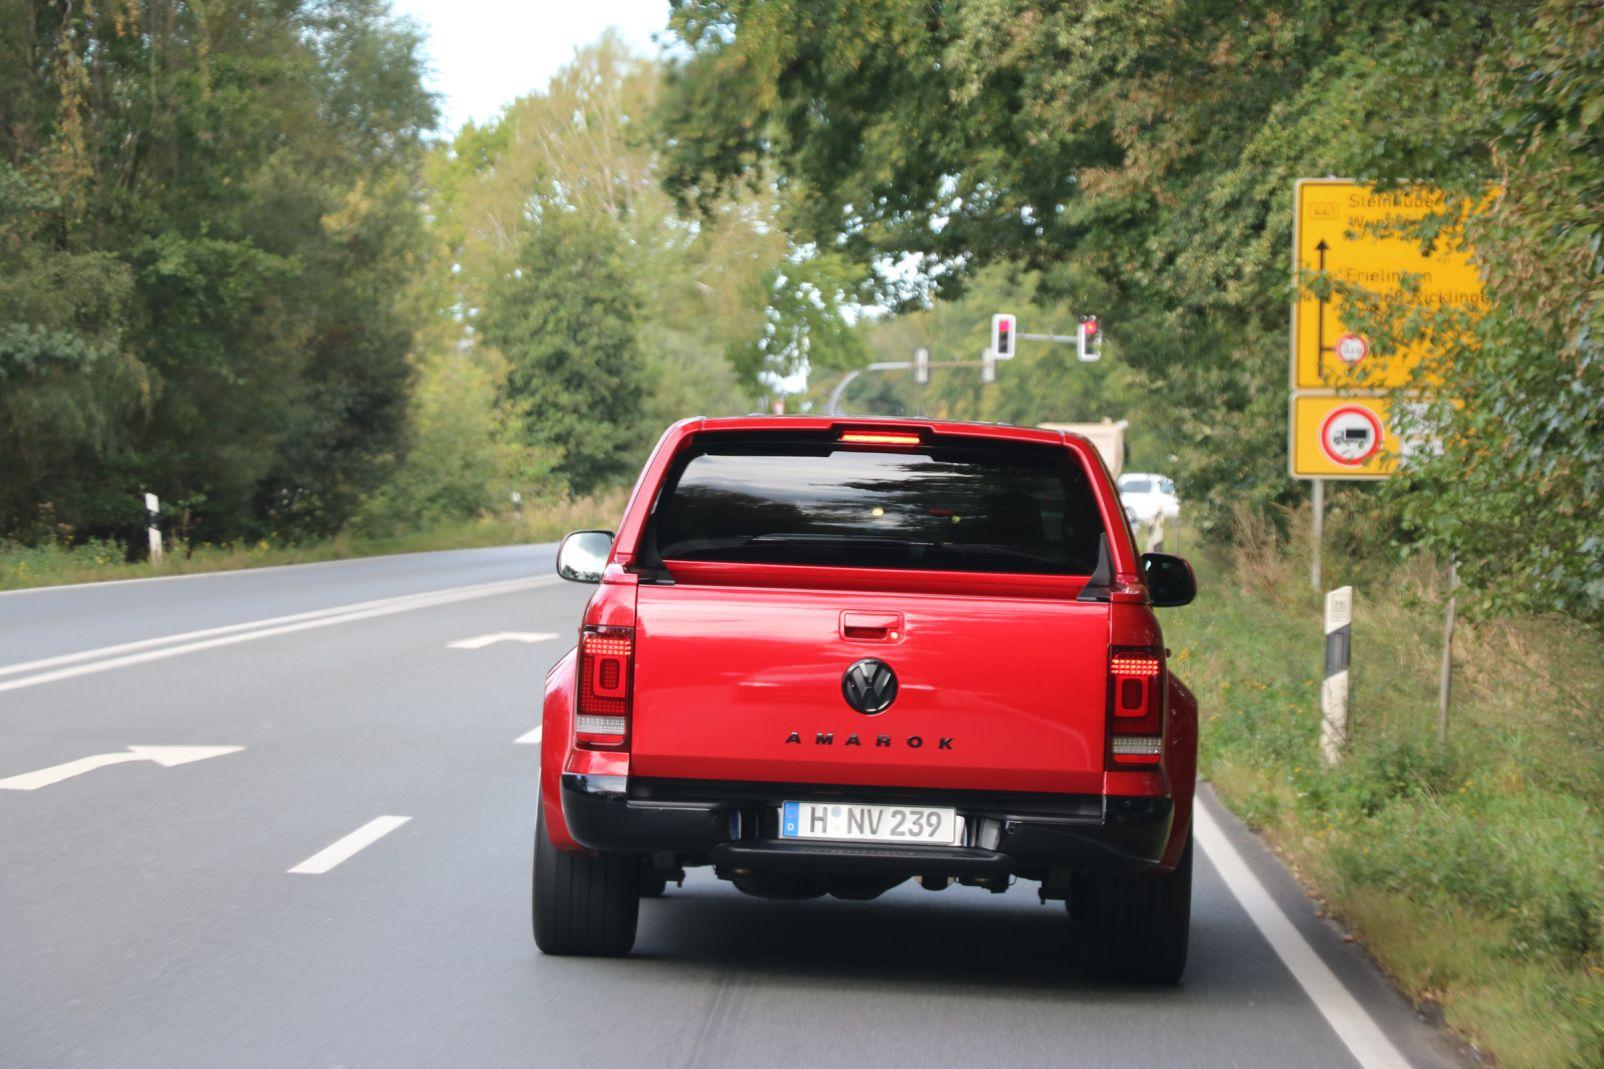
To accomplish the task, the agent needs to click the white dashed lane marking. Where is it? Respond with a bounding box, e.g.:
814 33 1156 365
447 632 559 650
288 816 412 875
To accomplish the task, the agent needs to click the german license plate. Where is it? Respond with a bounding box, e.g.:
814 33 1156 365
780 801 963 846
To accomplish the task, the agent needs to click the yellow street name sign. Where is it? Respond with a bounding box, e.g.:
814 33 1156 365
1291 179 1486 392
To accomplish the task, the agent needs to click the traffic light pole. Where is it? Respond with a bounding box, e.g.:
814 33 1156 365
825 361 911 416
825 355 994 416
826 314 1102 415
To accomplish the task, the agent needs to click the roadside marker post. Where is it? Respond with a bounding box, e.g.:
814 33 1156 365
144 492 163 565
1321 586 1353 765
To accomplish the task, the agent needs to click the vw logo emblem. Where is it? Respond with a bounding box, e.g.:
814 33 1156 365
842 658 898 715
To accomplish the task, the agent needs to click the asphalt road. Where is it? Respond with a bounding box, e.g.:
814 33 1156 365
0 546 1472 1068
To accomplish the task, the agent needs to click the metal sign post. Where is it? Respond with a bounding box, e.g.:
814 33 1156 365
1437 559 1458 747
1310 478 1324 591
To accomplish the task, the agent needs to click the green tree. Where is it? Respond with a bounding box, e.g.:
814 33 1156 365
480 213 650 495
0 0 435 543
657 2 1505 520
1391 1 1604 621
0 164 147 537
354 348 561 531
656 1 1604 626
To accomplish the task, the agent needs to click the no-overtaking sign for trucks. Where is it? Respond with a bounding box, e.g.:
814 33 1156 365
1289 395 1399 479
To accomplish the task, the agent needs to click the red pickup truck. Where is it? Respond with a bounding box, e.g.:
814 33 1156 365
533 416 1199 982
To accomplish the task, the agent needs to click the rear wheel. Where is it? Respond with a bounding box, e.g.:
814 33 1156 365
1070 832 1192 984
532 802 640 957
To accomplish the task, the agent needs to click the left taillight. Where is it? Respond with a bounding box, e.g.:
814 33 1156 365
1106 645 1164 766
576 626 633 749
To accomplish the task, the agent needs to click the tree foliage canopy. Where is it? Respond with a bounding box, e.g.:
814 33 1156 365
0 0 435 542
659 0 1603 622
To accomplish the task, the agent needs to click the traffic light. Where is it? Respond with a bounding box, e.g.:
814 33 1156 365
991 313 1016 360
1077 315 1101 362
914 346 930 385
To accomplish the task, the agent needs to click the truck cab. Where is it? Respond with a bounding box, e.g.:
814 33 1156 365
533 416 1198 982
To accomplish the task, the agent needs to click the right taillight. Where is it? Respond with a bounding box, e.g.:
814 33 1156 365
1107 645 1164 766
576 626 633 749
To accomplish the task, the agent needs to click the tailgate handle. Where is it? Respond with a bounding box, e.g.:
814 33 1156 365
841 611 902 641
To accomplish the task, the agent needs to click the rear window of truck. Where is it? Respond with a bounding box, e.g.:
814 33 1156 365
650 437 1105 575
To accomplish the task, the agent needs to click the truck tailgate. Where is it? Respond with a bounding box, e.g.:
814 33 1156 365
630 584 1109 794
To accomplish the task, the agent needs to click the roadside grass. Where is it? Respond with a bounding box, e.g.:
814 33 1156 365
1166 511 1604 1068
0 491 627 592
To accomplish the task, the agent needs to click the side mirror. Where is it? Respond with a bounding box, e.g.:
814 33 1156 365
556 530 615 584
1142 552 1196 608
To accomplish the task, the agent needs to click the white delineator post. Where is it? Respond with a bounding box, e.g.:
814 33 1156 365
1320 586 1352 765
144 492 163 565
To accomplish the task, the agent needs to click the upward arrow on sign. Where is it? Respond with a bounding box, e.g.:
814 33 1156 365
1313 239 1332 381
0 745 244 791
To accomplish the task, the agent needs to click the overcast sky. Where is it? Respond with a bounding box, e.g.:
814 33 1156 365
389 0 674 132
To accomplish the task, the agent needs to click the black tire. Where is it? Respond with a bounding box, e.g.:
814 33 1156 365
532 803 640 957
1070 831 1192 984
639 870 669 898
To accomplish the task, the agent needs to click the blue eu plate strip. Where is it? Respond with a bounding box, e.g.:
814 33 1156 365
782 801 800 837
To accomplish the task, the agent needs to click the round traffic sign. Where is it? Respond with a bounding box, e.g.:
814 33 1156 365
1335 332 1368 366
1319 404 1383 466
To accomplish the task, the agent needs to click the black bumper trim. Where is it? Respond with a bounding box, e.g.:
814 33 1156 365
711 839 1012 877
560 774 1173 875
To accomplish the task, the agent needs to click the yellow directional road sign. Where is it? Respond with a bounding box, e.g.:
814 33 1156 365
1288 394 1402 479
1292 179 1486 391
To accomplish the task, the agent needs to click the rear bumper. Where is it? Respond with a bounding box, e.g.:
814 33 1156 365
560 773 1173 876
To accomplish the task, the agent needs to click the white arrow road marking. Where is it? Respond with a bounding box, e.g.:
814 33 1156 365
288 816 411 875
514 726 542 745
0 745 244 791
1194 799 1412 1069
447 631 559 650
0 576 558 696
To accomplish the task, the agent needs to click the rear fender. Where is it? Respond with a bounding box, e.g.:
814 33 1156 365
540 648 583 852
1159 674 1198 869
541 575 639 854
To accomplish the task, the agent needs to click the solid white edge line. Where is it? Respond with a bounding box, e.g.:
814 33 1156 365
1193 799 1413 1069
0 581 545 680
288 815 412 875
0 576 560 695
0 542 559 599
515 726 542 745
